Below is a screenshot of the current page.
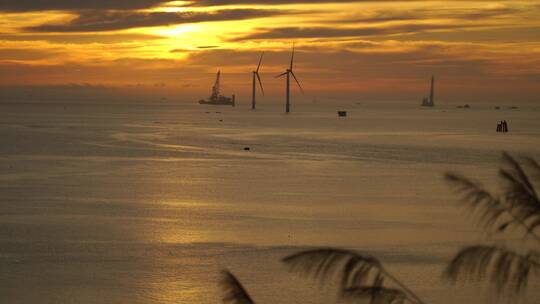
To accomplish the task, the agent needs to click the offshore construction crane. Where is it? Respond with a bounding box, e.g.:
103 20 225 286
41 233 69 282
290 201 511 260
199 70 235 106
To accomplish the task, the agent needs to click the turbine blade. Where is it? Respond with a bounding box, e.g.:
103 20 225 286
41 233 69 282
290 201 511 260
256 72 265 96
275 71 287 78
290 43 295 70
256 52 264 73
291 71 304 94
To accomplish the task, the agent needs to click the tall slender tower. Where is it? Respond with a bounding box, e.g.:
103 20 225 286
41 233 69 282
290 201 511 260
286 71 290 113
252 72 256 110
430 75 435 106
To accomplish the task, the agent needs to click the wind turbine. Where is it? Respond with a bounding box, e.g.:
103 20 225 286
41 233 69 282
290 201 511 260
276 43 304 113
251 52 265 110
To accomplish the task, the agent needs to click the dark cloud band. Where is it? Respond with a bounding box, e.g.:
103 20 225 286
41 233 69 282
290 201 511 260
25 9 289 32
184 0 361 5
232 23 493 40
182 0 504 6
332 6 520 24
0 0 168 12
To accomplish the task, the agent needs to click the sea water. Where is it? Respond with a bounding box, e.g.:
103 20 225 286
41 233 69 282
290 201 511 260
1 100 539 303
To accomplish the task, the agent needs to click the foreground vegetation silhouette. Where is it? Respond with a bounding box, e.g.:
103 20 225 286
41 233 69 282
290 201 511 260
444 152 540 294
282 248 426 304
220 270 255 304
220 152 539 303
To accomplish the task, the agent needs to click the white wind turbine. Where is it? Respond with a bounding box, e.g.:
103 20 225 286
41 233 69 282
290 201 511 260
276 43 304 113
251 52 265 110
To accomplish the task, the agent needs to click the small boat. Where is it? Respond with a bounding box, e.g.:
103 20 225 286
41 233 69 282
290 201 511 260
199 70 235 106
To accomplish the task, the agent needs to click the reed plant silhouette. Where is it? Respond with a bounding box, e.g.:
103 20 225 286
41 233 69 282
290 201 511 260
220 249 425 304
282 248 426 304
444 152 540 295
220 270 255 304
219 152 539 303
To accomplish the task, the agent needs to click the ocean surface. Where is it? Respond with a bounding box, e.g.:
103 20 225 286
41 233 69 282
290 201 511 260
1 100 539 303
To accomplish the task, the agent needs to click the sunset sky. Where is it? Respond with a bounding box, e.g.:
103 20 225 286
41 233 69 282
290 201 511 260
1 0 539 102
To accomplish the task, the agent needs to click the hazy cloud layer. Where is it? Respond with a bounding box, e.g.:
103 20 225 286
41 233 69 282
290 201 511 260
0 0 168 12
0 33 164 44
233 23 493 40
0 48 60 60
3 42 539 102
26 9 289 32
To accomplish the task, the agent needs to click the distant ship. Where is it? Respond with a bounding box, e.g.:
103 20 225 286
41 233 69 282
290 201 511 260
199 70 235 106
421 75 435 107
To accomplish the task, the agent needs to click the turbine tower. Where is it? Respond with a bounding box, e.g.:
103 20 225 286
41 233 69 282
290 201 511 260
276 43 304 113
430 75 435 106
251 52 265 110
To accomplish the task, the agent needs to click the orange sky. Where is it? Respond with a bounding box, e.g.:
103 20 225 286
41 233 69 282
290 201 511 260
1 0 540 103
